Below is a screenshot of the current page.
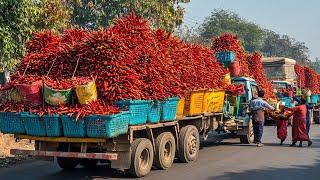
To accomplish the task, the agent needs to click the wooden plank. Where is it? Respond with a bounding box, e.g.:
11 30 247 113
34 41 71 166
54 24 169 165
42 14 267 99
129 121 177 131
10 149 118 160
14 135 106 143
179 115 203 121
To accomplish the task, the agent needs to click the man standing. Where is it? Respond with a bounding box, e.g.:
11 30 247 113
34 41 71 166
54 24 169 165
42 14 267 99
250 90 275 147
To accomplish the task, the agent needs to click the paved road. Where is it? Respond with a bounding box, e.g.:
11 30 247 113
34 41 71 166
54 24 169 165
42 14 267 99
0 125 319 180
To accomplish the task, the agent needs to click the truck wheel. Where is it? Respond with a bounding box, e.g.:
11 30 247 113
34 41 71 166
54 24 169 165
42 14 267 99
240 120 254 144
178 125 200 163
57 157 79 170
80 159 99 168
129 138 154 178
154 132 176 170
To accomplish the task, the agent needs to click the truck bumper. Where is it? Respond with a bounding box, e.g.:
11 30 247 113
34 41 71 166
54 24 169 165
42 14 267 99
10 149 118 160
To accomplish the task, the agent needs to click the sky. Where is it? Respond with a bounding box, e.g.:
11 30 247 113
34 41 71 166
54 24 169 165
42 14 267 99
182 0 320 59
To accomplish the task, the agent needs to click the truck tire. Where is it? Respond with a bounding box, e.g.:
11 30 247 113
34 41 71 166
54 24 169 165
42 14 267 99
56 144 79 170
240 120 254 144
57 157 79 170
178 125 200 163
80 159 99 168
154 132 176 170
129 138 154 178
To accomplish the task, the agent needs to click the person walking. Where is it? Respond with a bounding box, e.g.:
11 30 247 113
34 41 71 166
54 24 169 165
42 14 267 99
267 103 294 145
249 90 275 147
289 99 313 147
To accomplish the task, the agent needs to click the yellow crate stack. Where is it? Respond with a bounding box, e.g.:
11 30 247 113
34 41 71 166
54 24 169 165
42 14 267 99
176 90 226 118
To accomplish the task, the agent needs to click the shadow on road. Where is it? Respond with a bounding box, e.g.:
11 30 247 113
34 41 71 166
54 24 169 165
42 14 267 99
44 165 131 179
206 138 320 180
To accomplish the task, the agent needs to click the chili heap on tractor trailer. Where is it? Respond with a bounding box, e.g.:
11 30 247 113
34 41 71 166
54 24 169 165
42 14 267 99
10 76 260 177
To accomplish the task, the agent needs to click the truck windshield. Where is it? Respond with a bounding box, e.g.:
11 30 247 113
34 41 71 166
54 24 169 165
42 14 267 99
232 80 247 103
272 82 288 90
232 80 245 86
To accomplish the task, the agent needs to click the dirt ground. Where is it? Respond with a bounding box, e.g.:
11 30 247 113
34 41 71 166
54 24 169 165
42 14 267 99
0 133 34 168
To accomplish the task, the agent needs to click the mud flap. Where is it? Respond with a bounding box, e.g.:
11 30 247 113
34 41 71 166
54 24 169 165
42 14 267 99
111 151 131 170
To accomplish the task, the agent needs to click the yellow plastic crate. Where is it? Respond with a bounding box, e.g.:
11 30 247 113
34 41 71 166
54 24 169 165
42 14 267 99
202 90 214 112
203 90 225 113
184 90 205 116
176 98 185 119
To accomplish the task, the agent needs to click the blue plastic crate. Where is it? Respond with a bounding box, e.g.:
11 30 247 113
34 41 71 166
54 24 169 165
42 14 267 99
116 100 149 125
61 115 86 137
280 97 291 107
44 114 62 137
21 113 46 136
0 112 25 134
161 97 179 122
148 101 161 124
311 95 318 104
216 51 235 63
86 112 130 138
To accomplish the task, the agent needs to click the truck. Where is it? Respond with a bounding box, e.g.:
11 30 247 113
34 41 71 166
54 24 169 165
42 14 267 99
262 57 320 124
262 57 296 85
262 57 296 124
11 76 258 177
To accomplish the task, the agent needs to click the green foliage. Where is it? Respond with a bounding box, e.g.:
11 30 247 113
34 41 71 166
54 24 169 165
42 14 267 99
199 9 265 52
176 25 202 44
67 0 190 31
0 0 40 71
196 9 310 63
262 30 310 64
0 0 191 70
37 0 71 32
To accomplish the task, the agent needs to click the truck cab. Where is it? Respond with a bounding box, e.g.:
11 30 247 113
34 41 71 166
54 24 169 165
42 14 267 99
232 77 259 117
232 77 259 108
272 80 289 91
219 77 259 143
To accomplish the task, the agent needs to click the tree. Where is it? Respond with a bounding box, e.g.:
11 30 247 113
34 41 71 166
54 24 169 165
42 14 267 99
199 9 264 52
66 0 190 31
262 30 310 64
310 58 320 73
176 25 203 44
196 9 311 63
36 0 71 32
0 0 41 70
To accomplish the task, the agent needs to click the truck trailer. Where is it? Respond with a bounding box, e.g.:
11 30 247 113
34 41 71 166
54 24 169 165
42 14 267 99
11 77 259 177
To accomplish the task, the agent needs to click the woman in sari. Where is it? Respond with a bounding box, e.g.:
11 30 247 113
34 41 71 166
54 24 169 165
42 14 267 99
289 99 313 147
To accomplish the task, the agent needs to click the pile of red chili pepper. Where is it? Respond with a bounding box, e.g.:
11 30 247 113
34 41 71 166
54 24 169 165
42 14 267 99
212 33 250 77
16 13 231 100
316 75 320 94
0 100 119 118
1 13 248 116
43 76 74 90
304 66 319 93
2 74 42 91
41 76 92 90
294 64 320 93
294 64 306 88
212 34 275 98
247 52 275 99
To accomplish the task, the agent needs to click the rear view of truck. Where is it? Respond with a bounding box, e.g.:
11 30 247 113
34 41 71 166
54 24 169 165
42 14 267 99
262 57 296 84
